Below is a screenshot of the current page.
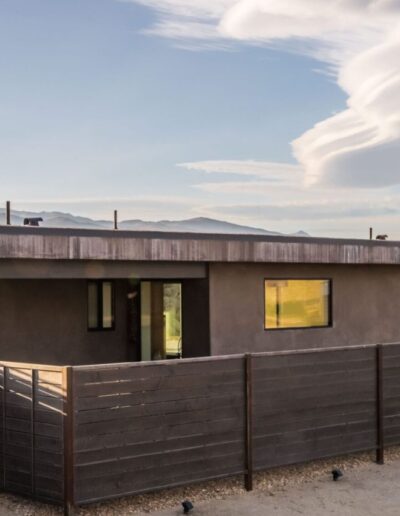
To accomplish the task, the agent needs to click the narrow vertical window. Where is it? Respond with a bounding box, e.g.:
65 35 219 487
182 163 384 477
102 281 113 329
88 281 115 330
88 282 99 329
164 283 182 359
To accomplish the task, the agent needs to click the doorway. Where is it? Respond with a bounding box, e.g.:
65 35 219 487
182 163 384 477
140 281 182 361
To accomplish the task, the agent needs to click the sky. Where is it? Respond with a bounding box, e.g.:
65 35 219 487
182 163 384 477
1 0 400 238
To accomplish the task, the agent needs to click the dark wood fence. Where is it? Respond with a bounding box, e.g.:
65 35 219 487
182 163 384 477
0 362 65 504
72 356 246 505
2 343 400 514
252 346 381 470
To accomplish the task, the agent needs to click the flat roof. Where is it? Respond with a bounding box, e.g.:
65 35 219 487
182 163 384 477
0 225 399 264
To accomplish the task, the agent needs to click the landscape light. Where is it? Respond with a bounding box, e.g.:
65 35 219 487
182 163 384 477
331 468 343 481
182 500 194 514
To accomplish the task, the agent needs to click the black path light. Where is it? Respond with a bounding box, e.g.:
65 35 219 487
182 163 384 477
182 500 194 513
331 468 343 481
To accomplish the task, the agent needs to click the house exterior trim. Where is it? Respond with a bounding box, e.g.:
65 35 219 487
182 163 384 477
0 226 399 264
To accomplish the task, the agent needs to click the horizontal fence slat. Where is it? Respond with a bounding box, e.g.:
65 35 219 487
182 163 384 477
75 394 243 425
75 430 244 464
75 358 244 386
76 370 242 398
75 382 244 411
76 453 245 503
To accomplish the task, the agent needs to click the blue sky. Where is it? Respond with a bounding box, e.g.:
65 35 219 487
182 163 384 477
1 0 400 237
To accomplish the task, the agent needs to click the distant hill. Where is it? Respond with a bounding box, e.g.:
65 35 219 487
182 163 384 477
0 209 308 236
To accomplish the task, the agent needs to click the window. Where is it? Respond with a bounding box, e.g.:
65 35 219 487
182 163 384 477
164 283 182 359
88 281 115 330
140 281 183 361
265 279 331 330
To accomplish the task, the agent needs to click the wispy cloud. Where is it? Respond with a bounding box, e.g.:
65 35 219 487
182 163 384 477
12 195 195 205
206 200 400 221
179 157 400 238
126 0 400 189
179 160 302 180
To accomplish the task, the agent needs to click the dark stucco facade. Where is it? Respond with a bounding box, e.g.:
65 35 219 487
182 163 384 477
1 226 400 365
0 279 129 364
0 277 210 365
209 263 400 354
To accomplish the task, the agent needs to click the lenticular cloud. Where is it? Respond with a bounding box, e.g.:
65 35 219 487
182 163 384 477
293 26 400 187
221 1 400 187
130 0 400 187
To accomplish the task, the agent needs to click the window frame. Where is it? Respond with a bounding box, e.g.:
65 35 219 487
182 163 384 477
87 280 116 332
263 278 333 331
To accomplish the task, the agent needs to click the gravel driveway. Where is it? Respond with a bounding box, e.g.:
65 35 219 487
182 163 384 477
1 449 400 515
140 460 400 516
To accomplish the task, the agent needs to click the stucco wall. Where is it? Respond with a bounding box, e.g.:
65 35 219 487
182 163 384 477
182 278 210 358
3 263 398 364
209 263 400 355
0 279 128 365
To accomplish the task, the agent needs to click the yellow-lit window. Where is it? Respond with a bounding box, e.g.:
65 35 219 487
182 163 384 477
265 279 331 329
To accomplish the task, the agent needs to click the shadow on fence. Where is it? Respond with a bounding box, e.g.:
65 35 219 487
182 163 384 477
1 342 398 515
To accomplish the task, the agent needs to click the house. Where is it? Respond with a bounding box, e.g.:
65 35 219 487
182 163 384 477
0 224 399 365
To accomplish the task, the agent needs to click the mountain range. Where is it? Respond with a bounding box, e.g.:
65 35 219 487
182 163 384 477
0 209 308 237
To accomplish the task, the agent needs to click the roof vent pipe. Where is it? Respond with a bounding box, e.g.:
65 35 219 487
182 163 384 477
6 201 11 225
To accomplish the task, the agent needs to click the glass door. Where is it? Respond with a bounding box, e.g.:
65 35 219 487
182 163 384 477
163 283 182 359
140 281 182 361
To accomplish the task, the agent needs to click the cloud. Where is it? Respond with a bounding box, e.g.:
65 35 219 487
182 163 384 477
293 24 400 187
207 200 400 221
123 0 231 18
121 0 233 43
127 0 400 188
181 158 400 238
178 160 302 180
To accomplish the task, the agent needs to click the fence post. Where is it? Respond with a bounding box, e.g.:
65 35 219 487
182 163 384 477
31 369 37 498
376 345 384 464
63 366 75 515
244 354 253 491
1 366 7 491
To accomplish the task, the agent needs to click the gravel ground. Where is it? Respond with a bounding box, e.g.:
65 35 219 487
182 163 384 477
1 448 400 516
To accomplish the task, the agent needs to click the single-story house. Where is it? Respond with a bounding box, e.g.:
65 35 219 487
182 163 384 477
0 225 399 365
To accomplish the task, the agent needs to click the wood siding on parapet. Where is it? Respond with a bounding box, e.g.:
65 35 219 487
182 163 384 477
1 226 400 264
